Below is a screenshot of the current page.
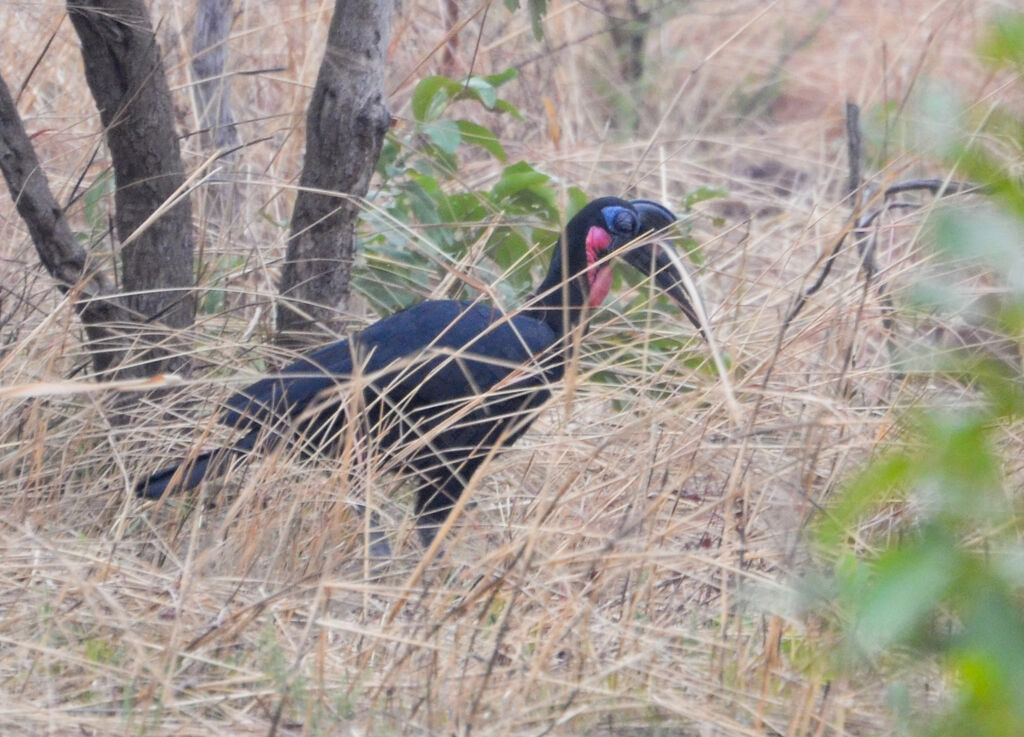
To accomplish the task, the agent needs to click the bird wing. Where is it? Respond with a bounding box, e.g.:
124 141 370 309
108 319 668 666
220 300 558 433
373 304 560 466
220 338 356 431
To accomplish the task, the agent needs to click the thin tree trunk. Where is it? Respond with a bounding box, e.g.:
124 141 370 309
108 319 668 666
0 72 138 376
191 0 240 226
192 0 239 152
441 0 460 77
276 0 394 345
608 0 649 85
68 0 195 364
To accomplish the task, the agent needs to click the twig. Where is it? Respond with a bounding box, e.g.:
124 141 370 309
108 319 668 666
0 69 143 377
782 179 983 335
845 102 862 205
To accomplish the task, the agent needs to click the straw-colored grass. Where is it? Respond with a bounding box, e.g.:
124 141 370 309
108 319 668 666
0 1 1015 734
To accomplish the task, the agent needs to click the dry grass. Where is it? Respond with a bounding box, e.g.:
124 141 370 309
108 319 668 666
0 1 1015 735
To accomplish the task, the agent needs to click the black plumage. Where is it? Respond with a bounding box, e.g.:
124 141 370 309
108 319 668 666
136 197 704 543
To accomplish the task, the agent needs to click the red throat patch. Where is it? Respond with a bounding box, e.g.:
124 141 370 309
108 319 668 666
585 226 613 307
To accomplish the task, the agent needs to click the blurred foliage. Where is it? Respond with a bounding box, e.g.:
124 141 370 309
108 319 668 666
503 0 548 40
809 12 1024 737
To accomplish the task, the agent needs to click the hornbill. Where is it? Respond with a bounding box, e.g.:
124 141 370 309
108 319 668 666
136 197 707 545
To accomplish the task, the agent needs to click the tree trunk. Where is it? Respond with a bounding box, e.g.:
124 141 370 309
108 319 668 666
67 0 195 357
0 72 139 377
192 0 239 153
276 0 394 345
608 0 650 85
441 0 460 77
191 0 240 227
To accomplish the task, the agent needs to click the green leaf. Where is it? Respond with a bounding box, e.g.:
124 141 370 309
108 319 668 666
679 235 705 266
83 170 113 234
567 186 589 217
683 186 729 210
199 289 225 315
492 230 529 270
851 531 958 656
483 68 518 87
459 77 498 109
411 75 457 123
528 0 547 39
376 137 401 178
918 411 1004 519
406 173 459 253
956 588 1024 719
491 228 543 292
817 452 915 548
495 99 524 119
446 192 488 223
422 119 462 154
491 161 550 202
981 12 1024 67
403 175 443 227
933 207 1024 295
456 120 506 161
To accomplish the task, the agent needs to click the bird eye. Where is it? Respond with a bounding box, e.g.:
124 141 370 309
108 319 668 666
604 207 638 236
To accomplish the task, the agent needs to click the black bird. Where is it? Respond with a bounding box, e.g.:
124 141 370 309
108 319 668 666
136 197 705 544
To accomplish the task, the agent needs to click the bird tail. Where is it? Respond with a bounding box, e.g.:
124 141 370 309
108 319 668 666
135 447 243 499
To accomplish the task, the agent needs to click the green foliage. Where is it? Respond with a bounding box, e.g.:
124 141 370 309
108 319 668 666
83 636 120 665
982 11 1024 68
811 14 1024 736
77 170 113 247
504 0 548 40
360 70 712 408
198 251 247 315
357 69 587 315
677 185 728 265
682 185 729 211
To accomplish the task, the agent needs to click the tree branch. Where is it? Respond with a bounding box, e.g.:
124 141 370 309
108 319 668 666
0 70 137 376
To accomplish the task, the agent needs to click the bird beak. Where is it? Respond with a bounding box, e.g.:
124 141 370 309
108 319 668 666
622 241 706 339
621 200 739 423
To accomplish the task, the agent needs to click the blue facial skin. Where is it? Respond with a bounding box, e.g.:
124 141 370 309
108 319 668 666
601 206 639 239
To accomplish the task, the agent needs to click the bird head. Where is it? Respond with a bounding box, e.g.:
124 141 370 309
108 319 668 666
534 197 704 336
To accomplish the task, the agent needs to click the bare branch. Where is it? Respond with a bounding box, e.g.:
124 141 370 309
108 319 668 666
0 70 137 376
783 172 982 337
845 101 862 204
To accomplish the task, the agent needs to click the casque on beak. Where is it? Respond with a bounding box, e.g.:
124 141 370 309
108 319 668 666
615 198 706 338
